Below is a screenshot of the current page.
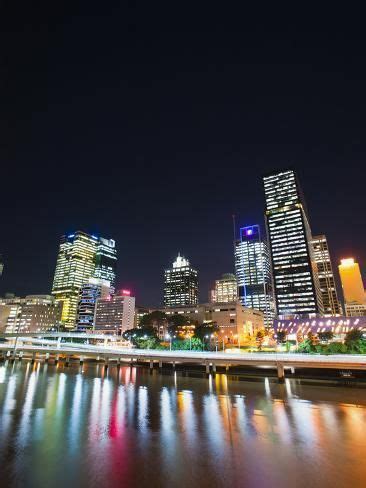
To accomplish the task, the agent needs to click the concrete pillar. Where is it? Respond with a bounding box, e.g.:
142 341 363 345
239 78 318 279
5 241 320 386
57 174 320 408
45 352 50 363
290 366 295 374
55 354 59 365
212 363 216 373
6 350 11 358
65 356 70 367
225 364 229 372
116 358 121 368
149 360 154 370
104 358 109 370
205 363 210 374
172 361 176 369
31 353 36 364
19 351 23 361
79 356 84 365
158 360 162 369
277 363 285 383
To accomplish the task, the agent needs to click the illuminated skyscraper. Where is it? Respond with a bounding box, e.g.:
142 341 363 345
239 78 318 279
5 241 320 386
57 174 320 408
311 235 341 315
76 278 112 331
164 254 198 307
211 273 237 303
0 254 3 277
338 258 366 316
263 169 323 317
52 231 117 328
235 225 274 327
95 238 117 287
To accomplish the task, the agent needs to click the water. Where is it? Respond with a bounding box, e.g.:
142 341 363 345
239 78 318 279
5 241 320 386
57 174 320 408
1 362 366 488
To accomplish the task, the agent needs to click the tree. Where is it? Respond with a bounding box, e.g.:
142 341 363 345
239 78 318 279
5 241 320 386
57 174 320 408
122 326 158 347
167 314 189 336
193 323 219 341
344 329 366 354
276 330 287 344
140 311 168 328
256 330 265 351
318 331 334 343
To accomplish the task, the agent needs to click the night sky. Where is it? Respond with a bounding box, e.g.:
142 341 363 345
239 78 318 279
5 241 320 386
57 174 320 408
1 3 365 306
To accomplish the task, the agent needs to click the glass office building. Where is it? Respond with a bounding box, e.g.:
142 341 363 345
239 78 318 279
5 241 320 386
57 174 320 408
235 225 274 327
52 231 117 328
164 254 198 307
263 169 323 317
311 235 341 315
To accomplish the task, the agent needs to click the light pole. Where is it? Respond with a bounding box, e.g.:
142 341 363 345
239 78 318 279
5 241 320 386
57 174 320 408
166 334 172 351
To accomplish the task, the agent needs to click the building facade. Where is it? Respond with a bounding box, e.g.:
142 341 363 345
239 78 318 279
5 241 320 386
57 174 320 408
311 235 341 315
263 169 323 318
210 273 237 303
235 225 274 327
0 254 3 277
51 231 117 328
338 258 366 317
95 238 117 288
94 292 135 334
164 254 198 307
160 301 264 341
0 295 62 333
76 278 112 331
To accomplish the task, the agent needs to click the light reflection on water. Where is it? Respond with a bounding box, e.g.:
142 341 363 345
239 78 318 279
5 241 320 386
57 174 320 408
0 362 366 488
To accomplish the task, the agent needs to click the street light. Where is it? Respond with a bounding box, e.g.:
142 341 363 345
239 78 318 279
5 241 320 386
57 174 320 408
165 333 172 351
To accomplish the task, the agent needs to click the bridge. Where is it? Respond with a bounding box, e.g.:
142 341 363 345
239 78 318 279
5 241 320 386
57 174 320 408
1 332 366 381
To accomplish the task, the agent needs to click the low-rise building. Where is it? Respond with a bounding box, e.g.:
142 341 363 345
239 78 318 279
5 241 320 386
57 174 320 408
0 295 62 333
94 291 135 334
158 301 264 342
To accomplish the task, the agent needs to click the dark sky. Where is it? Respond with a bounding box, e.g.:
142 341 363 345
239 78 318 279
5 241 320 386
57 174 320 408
1 3 365 306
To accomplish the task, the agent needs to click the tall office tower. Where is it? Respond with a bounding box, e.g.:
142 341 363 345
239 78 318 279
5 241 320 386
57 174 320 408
0 254 3 277
76 278 112 331
164 254 198 307
211 273 237 303
95 238 117 288
52 231 117 328
338 258 366 316
263 169 323 318
94 291 135 334
311 235 341 315
235 225 274 327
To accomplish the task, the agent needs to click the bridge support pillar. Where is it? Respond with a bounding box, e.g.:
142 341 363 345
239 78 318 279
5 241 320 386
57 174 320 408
55 354 59 365
149 360 154 370
65 356 70 367
205 363 210 375
31 353 36 364
158 360 162 370
104 358 109 370
290 366 295 374
6 350 11 359
277 363 285 383
172 361 176 370
45 353 50 363
19 351 23 361
116 358 121 368
225 364 230 372
212 363 216 373
79 356 84 365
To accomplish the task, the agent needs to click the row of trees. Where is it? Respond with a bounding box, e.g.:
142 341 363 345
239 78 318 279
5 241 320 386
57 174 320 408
122 311 220 350
276 329 366 354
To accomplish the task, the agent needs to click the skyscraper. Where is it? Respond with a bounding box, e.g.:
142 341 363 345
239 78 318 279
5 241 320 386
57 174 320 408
95 238 117 288
263 169 323 317
0 254 3 277
76 278 112 331
164 254 198 307
338 258 366 316
210 273 237 303
235 225 274 327
94 291 135 334
52 231 117 328
311 235 341 315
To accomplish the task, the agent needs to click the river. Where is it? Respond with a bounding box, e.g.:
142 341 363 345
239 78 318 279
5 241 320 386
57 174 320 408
1 361 366 487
